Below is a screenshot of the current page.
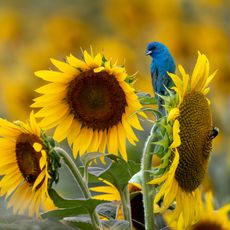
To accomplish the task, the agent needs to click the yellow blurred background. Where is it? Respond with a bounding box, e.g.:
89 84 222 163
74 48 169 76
0 0 230 210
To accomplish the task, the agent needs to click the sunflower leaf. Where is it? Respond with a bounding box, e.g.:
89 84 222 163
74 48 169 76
88 163 112 177
97 154 137 191
96 202 119 220
0 214 75 229
47 189 105 212
101 220 130 230
64 216 94 230
42 207 88 220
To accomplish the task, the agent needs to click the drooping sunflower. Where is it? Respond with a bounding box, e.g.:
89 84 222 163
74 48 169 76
32 50 145 160
165 192 230 230
149 52 217 229
0 112 55 216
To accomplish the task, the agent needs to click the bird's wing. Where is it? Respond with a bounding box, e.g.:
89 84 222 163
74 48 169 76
151 62 158 93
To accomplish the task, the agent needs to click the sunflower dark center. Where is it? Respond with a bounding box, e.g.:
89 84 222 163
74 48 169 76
67 70 127 130
16 134 43 185
192 221 225 230
175 91 213 192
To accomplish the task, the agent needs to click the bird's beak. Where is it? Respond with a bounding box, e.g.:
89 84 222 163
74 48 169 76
146 50 152 56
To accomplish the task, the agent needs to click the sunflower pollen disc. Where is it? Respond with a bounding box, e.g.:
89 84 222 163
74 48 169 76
16 134 43 185
67 70 127 130
176 91 213 192
192 221 224 230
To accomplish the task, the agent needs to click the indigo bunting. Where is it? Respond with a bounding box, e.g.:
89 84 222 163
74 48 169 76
146 42 176 114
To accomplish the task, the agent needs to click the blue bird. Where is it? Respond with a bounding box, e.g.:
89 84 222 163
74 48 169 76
146 42 176 114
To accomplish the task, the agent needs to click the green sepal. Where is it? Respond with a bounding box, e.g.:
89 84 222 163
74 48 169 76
125 73 136 85
152 132 170 150
137 92 157 105
40 132 61 188
102 55 107 65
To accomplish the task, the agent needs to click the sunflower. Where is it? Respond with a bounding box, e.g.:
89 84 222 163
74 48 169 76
0 112 54 216
190 192 230 230
32 49 145 160
149 52 217 229
165 192 230 230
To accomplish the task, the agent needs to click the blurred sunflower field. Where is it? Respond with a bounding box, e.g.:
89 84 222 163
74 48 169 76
0 0 230 229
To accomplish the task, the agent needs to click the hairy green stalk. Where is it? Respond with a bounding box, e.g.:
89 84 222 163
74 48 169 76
54 147 102 230
141 124 156 230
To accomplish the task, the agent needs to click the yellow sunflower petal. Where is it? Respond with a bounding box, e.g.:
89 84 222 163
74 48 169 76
87 130 99 153
50 58 77 74
170 120 181 149
107 125 118 154
127 114 143 131
32 170 46 191
167 108 180 122
117 122 128 161
53 114 74 142
67 54 87 69
94 53 102 66
39 150 47 170
94 66 104 73
122 115 138 145
67 120 81 146
35 82 67 94
35 70 71 83
35 103 68 118
39 110 69 130
84 50 95 66
98 130 107 153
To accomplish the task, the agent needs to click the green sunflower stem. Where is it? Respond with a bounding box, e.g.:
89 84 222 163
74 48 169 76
54 147 102 230
141 124 156 230
120 185 132 230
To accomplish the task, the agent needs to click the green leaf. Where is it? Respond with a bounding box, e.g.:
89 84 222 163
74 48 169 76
101 220 130 230
88 155 140 195
96 202 119 220
64 216 94 230
42 207 88 220
0 214 75 229
48 189 105 212
127 160 141 176
88 164 112 177
98 155 133 191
